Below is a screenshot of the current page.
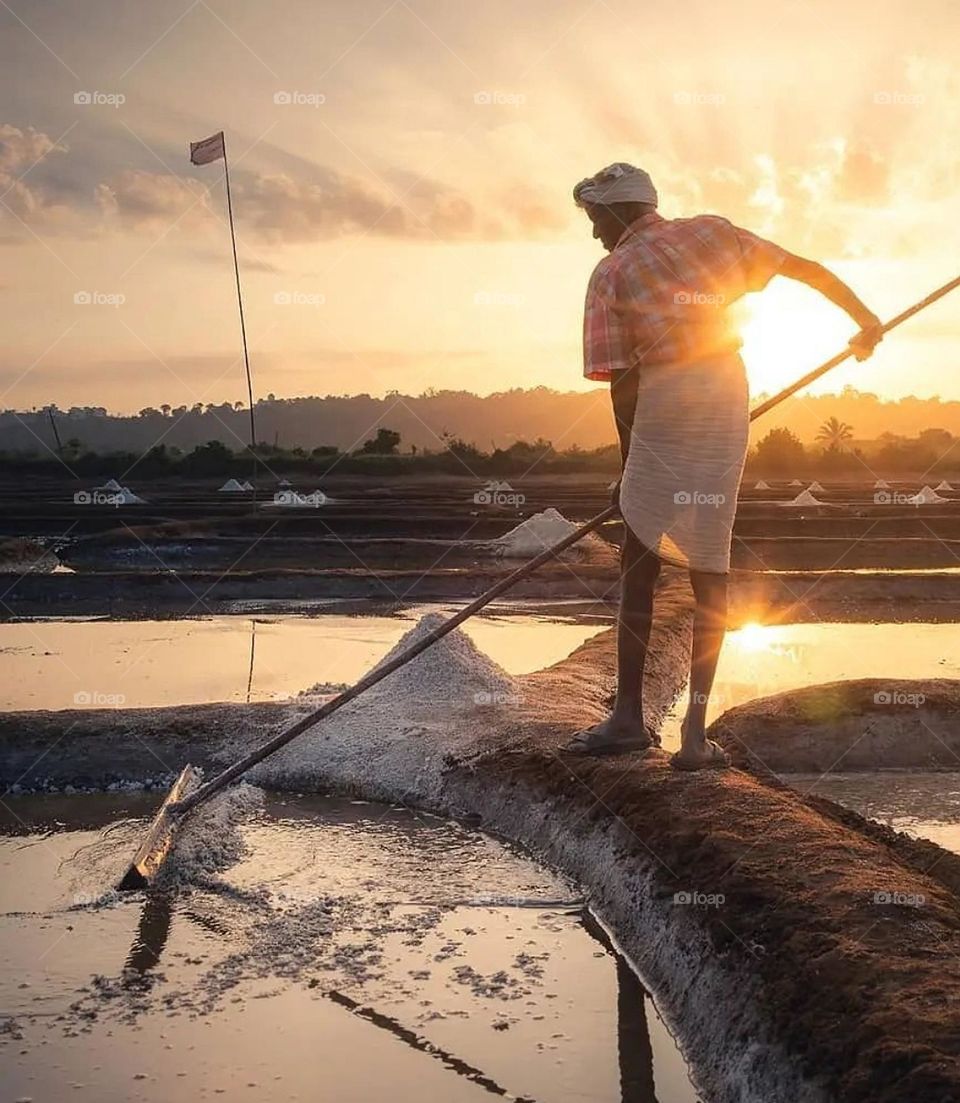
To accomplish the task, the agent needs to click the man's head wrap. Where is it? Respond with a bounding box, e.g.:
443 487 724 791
573 162 658 208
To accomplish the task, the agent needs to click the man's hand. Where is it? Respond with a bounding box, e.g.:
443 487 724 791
849 314 884 361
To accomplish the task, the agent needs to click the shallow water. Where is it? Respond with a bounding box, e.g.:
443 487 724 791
0 605 606 711
660 621 958 749
0 793 702 1103
797 772 960 855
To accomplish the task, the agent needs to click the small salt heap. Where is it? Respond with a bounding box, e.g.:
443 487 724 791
218 478 246 493
908 485 948 506
490 507 615 563
754 479 770 491
782 488 823 508
935 480 954 493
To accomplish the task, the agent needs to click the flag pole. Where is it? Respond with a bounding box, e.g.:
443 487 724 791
221 136 258 503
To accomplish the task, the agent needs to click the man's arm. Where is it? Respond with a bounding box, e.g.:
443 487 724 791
778 253 884 360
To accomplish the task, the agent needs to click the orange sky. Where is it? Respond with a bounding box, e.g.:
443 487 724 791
1 0 959 413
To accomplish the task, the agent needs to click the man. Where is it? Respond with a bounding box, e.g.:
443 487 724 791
566 162 883 769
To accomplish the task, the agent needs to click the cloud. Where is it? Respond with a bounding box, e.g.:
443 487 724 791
95 169 212 232
0 124 78 232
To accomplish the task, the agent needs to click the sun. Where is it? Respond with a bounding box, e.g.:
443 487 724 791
738 280 856 398
731 620 774 653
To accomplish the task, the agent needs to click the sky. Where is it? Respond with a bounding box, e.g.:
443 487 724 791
1 0 959 415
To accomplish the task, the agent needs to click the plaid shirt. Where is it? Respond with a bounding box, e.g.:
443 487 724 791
583 212 789 380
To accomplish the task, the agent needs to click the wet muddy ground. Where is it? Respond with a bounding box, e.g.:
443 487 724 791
0 792 700 1103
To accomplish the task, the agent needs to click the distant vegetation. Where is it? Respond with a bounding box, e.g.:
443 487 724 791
5 386 960 460
1 422 957 480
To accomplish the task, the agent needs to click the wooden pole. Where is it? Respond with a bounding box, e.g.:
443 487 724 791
222 138 258 503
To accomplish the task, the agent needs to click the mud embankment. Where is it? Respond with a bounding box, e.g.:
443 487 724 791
712 678 960 773
3 576 960 1101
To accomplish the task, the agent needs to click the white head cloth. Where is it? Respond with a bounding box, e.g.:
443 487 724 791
573 162 658 208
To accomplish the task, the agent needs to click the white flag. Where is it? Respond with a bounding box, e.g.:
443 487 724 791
189 131 225 166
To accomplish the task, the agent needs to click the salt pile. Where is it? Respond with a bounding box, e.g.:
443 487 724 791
754 479 770 490
908 485 948 505
322 612 516 706
218 478 245 493
240 480 254 491
490 507 614 563
113 486 146 505
96 478 123 492
789 479 803 487
260 614 520 791
874 479 890 489
808 481 824 493
782 489 823 508
936 480 954 492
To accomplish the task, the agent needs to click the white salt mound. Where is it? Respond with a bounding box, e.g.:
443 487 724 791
218 478 245 493
350 612 517 704
808 481 824 493
97 478 123 492
264 615 519 788
789 479 803 487
935 480 954 492
114 486 146 504
909 485 947 505
754 480 769 490
782 489 823 507
491 507 614 562
874 479 889 489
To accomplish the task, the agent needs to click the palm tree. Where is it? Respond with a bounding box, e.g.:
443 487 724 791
816 416 854 452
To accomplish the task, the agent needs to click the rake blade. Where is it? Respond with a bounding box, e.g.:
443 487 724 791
117 765 203 891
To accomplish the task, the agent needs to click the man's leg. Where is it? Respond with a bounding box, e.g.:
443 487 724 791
566 527 660 752
673 569 731 769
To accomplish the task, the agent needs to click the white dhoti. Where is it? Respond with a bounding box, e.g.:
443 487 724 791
619 352 748 574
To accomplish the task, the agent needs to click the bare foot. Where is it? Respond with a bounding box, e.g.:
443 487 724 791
563 711 654 756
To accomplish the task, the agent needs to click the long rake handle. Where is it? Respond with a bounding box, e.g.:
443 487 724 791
177 272 960 815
